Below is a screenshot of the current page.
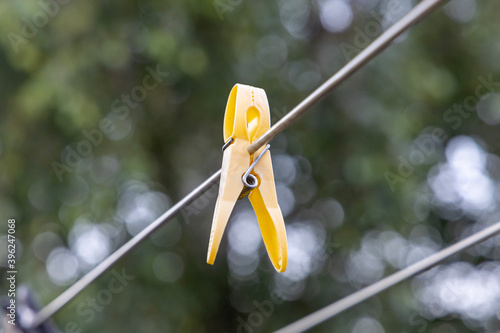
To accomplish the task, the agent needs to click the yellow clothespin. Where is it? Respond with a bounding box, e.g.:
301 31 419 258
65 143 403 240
207 84 288 272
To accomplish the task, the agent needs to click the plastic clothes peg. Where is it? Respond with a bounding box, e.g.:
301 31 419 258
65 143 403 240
207 84 288 272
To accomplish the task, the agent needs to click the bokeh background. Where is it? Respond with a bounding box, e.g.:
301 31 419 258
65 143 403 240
1 0 500 332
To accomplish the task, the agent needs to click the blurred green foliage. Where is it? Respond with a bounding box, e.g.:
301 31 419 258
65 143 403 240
1 0 500 332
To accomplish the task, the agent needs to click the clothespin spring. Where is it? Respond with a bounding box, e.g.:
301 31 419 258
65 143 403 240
240 143 270 198
222 138 271 200
221 138 234 152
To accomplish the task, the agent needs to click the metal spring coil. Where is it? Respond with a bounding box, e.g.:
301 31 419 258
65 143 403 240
238 174 258 200
222 137 268 200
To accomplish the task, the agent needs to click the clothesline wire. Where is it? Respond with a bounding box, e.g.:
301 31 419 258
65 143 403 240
247 0 448 154
30 0 448 328
274 221 500 333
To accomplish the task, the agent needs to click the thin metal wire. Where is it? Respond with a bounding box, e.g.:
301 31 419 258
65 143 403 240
222 137 234 151
238 144 271 199
237 174 257 200
29 0 448 327
242 144 271 187
28 171 221 328
247 0 449 154
274 221 500 333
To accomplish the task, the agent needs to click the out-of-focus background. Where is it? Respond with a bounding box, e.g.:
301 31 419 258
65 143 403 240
1 0 500 332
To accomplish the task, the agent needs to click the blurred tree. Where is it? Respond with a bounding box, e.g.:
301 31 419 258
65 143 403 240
1 0 500 332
